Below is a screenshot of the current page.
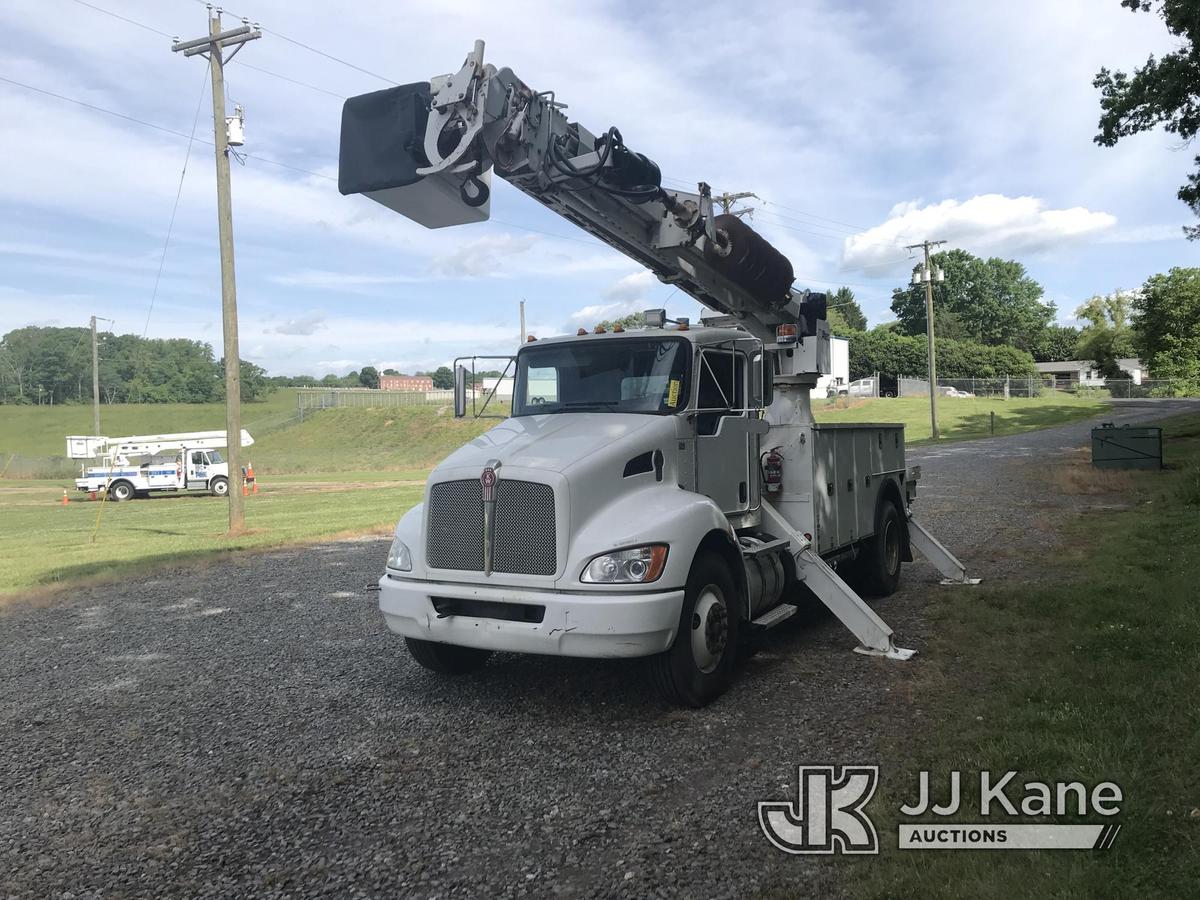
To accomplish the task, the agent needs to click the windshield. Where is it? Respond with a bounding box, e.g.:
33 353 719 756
208 450 224 464
513 338 690 416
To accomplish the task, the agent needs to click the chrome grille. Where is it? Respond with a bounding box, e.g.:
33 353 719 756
426 479 556 575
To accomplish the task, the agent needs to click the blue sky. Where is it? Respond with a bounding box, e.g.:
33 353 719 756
0 0 1194 376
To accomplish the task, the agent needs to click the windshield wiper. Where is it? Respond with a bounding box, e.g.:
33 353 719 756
559 400 621 410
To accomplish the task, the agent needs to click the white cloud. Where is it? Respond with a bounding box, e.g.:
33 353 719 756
841 194 1117 272
605 271 656 303
267 314 326 336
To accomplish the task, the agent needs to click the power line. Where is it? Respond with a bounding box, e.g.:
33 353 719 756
0 74 330 180
68 0 171 36
65 0 348 101
144 72 208 337
185 0 399 86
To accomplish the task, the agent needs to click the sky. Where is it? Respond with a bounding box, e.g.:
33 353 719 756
0 0 1195 377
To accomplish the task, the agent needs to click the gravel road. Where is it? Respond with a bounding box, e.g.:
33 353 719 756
3 400 1196 899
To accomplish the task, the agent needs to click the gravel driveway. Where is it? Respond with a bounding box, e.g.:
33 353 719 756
3 400 1196 899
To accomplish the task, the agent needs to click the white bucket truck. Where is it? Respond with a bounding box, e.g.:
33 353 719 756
67 430 253 501
337 42 976 705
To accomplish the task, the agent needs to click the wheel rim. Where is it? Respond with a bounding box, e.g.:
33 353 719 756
214 480 227 495
883 518 900 575
690 585 728 675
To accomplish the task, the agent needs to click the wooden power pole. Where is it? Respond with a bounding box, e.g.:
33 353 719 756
90 315 100 435
905 239 947 440
713 190 759 218
173 10 261 533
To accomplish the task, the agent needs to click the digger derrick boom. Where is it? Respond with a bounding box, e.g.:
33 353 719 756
336 40 824 345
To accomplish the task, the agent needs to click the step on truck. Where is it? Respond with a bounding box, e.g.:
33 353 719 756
337 41 977 706
66 430 254 501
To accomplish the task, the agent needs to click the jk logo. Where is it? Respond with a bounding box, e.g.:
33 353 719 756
758 766 880 855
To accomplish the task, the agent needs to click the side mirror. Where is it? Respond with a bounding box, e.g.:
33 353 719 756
453 365 468 418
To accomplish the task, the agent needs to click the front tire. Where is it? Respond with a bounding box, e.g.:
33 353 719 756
649 554 740 707
209 476 229 497
405 638 492 674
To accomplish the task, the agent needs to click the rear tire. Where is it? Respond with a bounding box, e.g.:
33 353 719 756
209 476 229 497
108 480 134 502
860 499 903 596
648 554 740 707
405 638 492 674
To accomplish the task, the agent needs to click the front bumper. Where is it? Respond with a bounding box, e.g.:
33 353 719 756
379 574 685 659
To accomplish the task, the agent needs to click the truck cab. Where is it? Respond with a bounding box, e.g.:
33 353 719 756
379 322 914 706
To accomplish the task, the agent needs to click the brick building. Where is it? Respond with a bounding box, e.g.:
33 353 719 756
379 375 434 391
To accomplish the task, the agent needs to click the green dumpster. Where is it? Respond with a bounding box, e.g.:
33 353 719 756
1091 422 1163 470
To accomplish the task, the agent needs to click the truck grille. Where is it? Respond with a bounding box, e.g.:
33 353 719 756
426 479 557 576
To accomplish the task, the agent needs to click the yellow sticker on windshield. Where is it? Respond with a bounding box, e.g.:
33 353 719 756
667 379 681 408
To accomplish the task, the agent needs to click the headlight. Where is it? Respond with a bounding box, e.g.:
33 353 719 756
386 536 412 572
581 545 668 584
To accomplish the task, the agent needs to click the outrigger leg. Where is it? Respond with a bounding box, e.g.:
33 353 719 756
906 514 982 585
761 502 916 660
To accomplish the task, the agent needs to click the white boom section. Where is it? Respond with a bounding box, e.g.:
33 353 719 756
907 515 982 586
66 430 253 460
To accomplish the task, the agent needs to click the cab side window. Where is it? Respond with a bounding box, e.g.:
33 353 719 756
192 451 205 466
696 350 746 436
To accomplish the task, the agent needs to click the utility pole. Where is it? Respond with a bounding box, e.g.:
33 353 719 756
905 239 946 440
90 316 100 435
713 190 759 218
173 9 261 533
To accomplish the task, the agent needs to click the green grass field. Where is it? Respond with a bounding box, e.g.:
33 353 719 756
0 476 423 596
815 391 1109 444
0 390 1114 596
853 413 1200 899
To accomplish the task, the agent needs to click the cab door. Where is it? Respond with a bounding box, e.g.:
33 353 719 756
693 346 764 515
186 450 209 489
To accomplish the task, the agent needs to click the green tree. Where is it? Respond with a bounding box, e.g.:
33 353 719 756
1032 324 1082 362
890 249 1054 351
1075 290 1137 377
847 329 1037 381
1132 267 1200 387
1094 1 1200 239
359 366 380 389
431 366 455 389
597 311 647 331
382 368 400 376
829 287 867 331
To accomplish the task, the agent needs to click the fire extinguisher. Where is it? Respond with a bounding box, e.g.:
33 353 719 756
761 447 784 494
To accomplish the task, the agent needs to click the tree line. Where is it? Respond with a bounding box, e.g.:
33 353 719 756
827 251 1200 391
0 326 268 405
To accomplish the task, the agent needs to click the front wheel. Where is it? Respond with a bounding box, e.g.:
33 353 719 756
209 476 229 497
405 638 492 674
648 554 740 707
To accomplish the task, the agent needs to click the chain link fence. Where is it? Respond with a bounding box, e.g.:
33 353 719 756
1072 378 1200 399
897 375 1046 399
296 387 455 418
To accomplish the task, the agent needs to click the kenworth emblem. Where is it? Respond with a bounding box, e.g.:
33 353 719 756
481 461 501 575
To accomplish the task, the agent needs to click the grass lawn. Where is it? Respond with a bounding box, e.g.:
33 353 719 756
0 476 423 597
813 391 1109 444
852 413 1200 898
0 390 299 458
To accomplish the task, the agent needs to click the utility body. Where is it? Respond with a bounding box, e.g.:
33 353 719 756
66 430 253 502
338 42 976 704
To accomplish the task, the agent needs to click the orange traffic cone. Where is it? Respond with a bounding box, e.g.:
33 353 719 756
61 490 69 506
89 490 97 501
242 482 249 497
252 480 259 495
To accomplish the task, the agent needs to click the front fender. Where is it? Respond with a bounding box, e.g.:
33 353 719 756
390 502 427 578
559 485 731 590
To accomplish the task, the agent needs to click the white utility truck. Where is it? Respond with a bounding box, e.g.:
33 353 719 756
67 430 253 501
337 42 976 705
